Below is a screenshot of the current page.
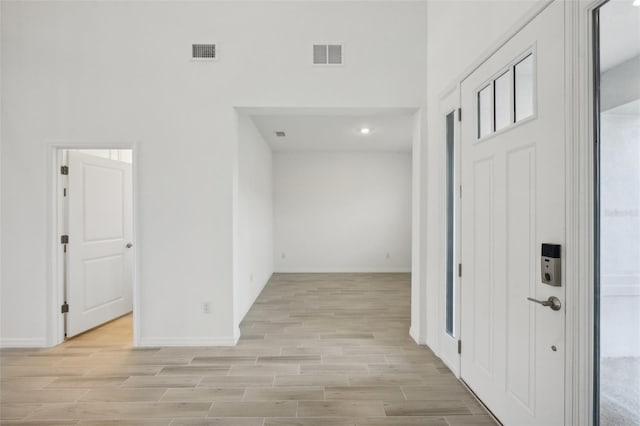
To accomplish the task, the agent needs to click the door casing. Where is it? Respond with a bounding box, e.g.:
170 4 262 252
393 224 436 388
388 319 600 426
47 143 140 347
438 86 462 377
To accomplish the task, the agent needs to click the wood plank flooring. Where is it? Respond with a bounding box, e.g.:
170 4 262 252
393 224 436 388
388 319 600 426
0 273 495 425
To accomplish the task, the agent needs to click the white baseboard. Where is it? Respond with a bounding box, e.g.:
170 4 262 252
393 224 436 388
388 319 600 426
237 273 273 327
137 336 239 347
0 337 47 348
274 267 412 273
409 326 420 344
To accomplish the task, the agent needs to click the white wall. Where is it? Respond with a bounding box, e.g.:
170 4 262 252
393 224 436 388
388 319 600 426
234 114 273 330
1 1 426 347
274 151 412 273
601 56 640 111
419 0 538 348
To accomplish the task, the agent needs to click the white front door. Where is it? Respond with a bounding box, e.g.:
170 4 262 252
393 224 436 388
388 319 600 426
459 2 565 425
66 151 133 337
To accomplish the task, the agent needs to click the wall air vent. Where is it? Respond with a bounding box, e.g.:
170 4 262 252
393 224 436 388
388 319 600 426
313 44 343 65
274 131 286 137
192 44 217 61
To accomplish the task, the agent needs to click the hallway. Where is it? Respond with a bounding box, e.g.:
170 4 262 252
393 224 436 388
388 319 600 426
0 273 494 425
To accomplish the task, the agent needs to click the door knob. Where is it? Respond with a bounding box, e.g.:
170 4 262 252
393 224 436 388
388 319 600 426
126 243 133 248
527 296 561 311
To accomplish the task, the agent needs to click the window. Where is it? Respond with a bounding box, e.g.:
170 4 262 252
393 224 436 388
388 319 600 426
477 51 535 140
514 54 534 122
594 3 640 425
494 70 511 131
478 85 493 138
445 111 456 336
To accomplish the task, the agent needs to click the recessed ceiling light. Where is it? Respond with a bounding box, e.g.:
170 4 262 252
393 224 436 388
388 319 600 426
360 127 371 135
634 0 640 6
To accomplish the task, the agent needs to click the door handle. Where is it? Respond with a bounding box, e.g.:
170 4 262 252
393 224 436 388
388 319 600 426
527 296 561 311
126 243 133 248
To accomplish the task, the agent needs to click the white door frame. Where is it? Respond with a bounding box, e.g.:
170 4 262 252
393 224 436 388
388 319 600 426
430 1 603 424
568 1 608 424
46 142 140 347
437 86 461 377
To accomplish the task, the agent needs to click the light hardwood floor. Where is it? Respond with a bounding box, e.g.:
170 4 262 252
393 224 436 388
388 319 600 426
0 273 495 425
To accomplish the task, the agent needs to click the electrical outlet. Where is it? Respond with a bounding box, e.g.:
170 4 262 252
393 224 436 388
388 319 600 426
202 301 211 314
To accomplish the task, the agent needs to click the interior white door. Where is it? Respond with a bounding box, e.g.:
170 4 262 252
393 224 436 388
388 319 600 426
66 151 133 337
459 2 565 426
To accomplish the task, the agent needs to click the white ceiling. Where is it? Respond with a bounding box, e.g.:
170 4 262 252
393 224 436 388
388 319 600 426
600 0 640 71
248 109 415 152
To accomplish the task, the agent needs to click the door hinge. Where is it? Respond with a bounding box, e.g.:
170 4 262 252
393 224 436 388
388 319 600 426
458 263 462 277
458 339 462 354
63 188 67 197
457 107 462 122
60 235 69 244
61 302 69 314
459 185 462 199
60 165 69 175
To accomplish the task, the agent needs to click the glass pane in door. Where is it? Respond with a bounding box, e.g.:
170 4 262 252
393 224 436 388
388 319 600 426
446 111 456 336
514 54 534 122
494 70 511 131
478 85 493 138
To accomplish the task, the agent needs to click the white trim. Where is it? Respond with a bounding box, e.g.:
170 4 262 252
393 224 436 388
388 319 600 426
567 0 607 424
411 109 427 347
236 274 273 328
409 325 421 344
0 338 47 348
138 336 239 347
47 141 140 348
435 86 461 378
273 267 411 273
565 3 582 425
236 106 420 117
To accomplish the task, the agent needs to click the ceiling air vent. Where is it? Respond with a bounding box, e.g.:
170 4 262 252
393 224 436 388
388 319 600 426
274 131 286 137
192 44 217 61
313 44 343 65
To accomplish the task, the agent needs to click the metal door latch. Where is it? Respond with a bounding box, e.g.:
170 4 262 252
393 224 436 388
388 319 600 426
527 296 561 311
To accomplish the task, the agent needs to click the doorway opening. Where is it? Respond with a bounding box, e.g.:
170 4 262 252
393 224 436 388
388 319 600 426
234 107 418 335
594 1 640 424
55 148 135 347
